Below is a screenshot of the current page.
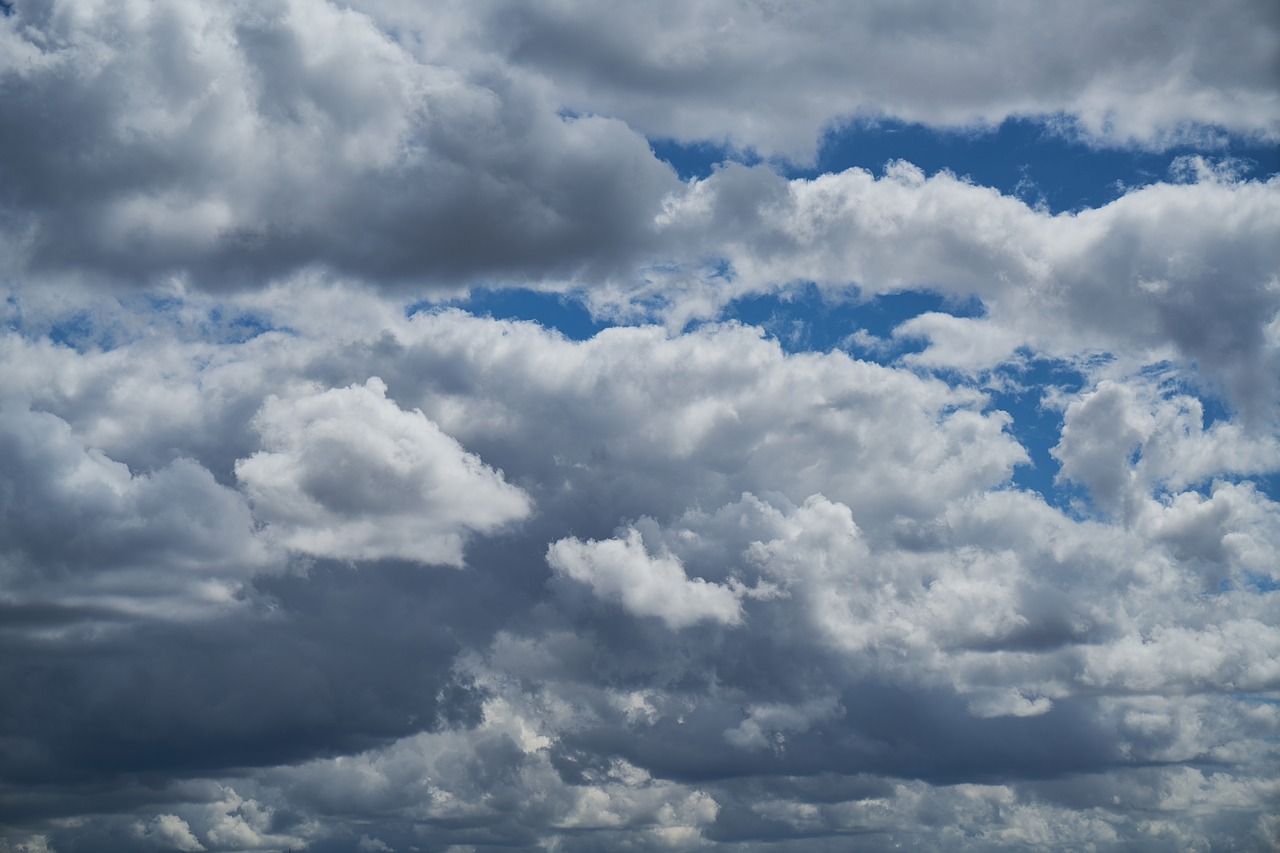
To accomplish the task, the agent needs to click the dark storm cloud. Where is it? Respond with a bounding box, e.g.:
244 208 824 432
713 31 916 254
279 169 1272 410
0 558 499 815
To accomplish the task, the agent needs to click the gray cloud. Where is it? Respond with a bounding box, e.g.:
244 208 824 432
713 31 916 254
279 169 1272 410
236 377 531 565
378 0 1280 159
0 0 678 289
2 299 1277 850
2 2 1279 851
623 163 1280 418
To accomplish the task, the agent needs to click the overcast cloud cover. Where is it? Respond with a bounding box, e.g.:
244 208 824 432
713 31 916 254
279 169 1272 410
1 1 1279 851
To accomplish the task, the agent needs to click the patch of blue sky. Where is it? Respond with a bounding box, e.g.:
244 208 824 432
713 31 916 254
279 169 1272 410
411 288 609 342
701 282 981 358
654 116 1280 212
201 307 289 344
1244 573 1280 593
40 295 286 352
47 311 103 351
982 354 1088 504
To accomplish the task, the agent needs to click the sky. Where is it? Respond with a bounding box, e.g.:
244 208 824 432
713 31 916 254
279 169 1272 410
1 1 1279 851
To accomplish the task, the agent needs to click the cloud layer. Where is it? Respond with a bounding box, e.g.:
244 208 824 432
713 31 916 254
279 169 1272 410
3 297 1277 849
1 1 1278 851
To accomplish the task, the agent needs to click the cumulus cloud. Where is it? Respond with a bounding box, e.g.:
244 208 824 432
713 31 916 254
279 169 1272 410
0 399 274 625
1054 378 1280 516
1 297 1277 850
235 377 531 565
423 0 1280 159
134 814 204 852
548 527 745 628
632 162 1280 402
3 0 1276 303
0 0 678 289
2 2 1278 851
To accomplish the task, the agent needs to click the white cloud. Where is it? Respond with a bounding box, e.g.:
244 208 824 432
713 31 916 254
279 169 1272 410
0 0 678 289
134 815 204 852
1053 378 1280 515
548 527 744 629
235 377 530 565
383 311 1026 535
3 0 1275 309
2 296 1276 850
0 2 1275 837
422 0 1280 160
619 163 1280 420
724 695 842 751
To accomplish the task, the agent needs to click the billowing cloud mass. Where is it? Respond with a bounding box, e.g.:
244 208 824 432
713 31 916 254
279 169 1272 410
236 378 530 565
2 1 1278 852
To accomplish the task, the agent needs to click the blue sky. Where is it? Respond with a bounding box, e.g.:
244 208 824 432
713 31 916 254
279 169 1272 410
2 3 1279 852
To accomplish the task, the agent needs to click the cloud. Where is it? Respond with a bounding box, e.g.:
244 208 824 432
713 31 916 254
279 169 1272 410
548 527 745 628
4 0 1276 303
1 3 1278 849
356 835 391 853
0 0 678 289
627 163 1280 417
134 814 204 852
0 399 274 624
451 0 1280 159
1 298 1277 850
1054 378 1280 517
235 377 531 565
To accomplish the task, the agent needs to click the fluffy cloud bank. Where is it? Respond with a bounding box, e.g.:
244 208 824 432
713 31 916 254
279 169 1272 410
1 1 1278 851
2 0 1277 296
1 299 1276 850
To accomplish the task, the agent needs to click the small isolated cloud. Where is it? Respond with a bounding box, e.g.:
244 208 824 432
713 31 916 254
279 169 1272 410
895 313 1025 373
548 528 744 628
235 377 530 565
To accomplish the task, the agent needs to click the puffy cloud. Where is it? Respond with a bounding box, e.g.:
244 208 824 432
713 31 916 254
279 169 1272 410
614 162 1280 421
355 836 391 853
548 528 745 629
235 377 531 565
0 4 1277 844
134 814 204 851
378 311 1027 537
0 296 1276 850
0 399 274 625
0 0 678 289
3 0 1276 305
415 0 1280 159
